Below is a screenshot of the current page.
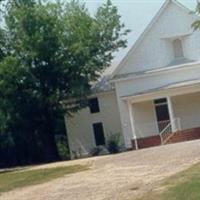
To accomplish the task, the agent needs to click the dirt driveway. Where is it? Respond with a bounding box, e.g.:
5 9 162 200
1 140 200 200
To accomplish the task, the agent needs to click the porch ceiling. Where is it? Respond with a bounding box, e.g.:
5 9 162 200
121 78 200 103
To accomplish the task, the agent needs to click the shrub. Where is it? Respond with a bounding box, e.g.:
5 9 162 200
55 135 70 160
90 145 109 156
0 132 16 167
107 133 120 154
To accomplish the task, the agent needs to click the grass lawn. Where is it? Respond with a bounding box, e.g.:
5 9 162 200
138 163 200 200
0 164 88 193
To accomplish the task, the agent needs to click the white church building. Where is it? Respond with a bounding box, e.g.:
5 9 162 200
65 0 200 158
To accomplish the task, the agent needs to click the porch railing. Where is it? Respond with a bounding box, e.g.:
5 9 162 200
159 118 181 144
133 118 181 145
158 120 170 133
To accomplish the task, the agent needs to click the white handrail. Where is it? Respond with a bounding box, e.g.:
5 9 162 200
133 118 181 145
160 121 171 136
159 118 181 144
159 122 171 144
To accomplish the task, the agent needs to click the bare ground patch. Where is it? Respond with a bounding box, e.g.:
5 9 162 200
1 140 200 200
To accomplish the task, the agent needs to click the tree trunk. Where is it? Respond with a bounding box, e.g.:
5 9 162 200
40 130 60 162
39 111 60 162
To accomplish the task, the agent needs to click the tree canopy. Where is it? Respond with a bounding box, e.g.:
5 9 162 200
192 1 200 30
0 0 129 166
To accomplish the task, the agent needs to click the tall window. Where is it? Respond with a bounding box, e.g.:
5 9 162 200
173 39 184 58
92 122 105 146
89 97 100 113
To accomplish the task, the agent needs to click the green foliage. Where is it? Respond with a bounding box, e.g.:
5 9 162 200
55 135 70 160
0 30 5 60
106 133 121 154
192 2 200 30
0 132 16 167
0 0 129 166
90 145 109 156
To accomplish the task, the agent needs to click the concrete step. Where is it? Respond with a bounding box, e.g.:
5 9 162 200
165 127 200 144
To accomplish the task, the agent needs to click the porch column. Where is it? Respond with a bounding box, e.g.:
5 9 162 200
167 96 176 132
127 100 138 150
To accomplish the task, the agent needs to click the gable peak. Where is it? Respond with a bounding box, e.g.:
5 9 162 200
111 0 194 79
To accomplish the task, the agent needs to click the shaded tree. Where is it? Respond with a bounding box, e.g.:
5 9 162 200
0 0 129 165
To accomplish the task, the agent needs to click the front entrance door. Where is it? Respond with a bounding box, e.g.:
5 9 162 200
154 98 170 132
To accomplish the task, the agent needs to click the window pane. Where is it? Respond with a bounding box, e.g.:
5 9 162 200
173 39 184 58
155 104 170 122
93 122 105 146
154 98 167 104
89 98 100 113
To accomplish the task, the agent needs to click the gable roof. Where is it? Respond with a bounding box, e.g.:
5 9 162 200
111 0 194 80
91 62 117 93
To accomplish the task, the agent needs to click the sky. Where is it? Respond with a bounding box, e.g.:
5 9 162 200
0 0 197 65
84 0 197 65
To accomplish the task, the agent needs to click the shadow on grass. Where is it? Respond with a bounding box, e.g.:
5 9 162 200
0 164 88 194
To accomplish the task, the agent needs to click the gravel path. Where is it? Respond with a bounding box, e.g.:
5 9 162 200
1 140 200 200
